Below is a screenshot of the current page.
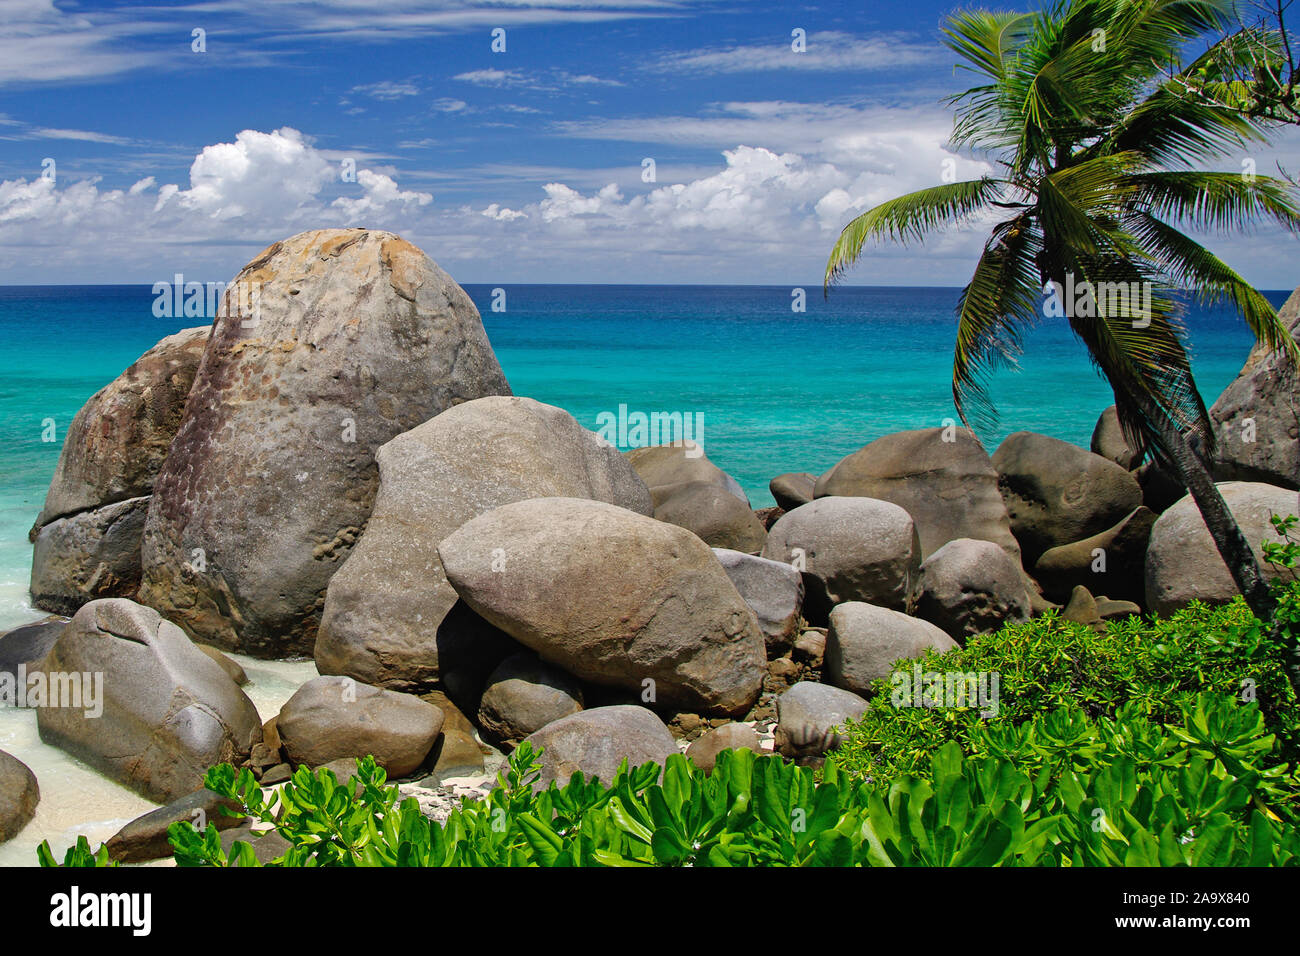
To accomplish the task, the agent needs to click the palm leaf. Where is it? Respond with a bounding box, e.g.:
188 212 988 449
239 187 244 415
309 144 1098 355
951 214 1045 430
824 178 1004 288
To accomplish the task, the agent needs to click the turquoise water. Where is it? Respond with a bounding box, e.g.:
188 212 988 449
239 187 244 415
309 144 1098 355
0 283 1283 630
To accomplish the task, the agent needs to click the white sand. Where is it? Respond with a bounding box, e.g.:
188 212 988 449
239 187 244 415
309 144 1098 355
0 652 317 867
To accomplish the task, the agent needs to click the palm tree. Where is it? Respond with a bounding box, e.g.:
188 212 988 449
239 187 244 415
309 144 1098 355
825 0 1300 630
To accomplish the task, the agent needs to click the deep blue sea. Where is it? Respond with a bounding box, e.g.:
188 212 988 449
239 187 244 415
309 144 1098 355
0 283 1285 629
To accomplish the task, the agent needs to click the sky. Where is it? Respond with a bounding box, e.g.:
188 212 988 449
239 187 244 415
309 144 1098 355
0 0 1298 287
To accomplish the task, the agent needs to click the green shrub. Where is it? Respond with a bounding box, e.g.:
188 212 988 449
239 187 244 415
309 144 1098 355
37 694 1300 867
831 586 1300 784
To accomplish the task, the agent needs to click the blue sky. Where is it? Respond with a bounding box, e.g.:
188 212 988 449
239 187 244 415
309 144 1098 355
1 0 1297 287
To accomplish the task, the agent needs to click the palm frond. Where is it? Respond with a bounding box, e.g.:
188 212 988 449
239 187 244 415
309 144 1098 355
824 178 1004 288
1127 209 1300 359
1127 170 1300 233
951 214 1045 430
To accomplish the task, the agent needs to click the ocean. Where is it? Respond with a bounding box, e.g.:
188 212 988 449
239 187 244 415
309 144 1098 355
0 283 1284 632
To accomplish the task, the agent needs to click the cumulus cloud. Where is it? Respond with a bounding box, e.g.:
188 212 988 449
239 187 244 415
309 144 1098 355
481 203 527 221
0 127 435 280
1 111 1294 288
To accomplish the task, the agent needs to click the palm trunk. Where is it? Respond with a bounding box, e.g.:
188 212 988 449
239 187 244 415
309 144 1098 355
1123 384 1275 620
1121 383 1300 698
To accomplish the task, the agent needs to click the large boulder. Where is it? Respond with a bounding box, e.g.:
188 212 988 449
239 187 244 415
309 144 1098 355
0 617 65 681
1091 406 1141 470
992 431 1143 566
276 676 444 778
36 599 262 803
477 652 585 745
106 788 245 863
439 497 767 716
0 750 39 844
625 442 748 504
773 682 868 763
712 548 804 651
769 473 817 512
825 602 958 697
815 427 1020 561
29 496 149 616
315 396 650 690
911 538 1032 640
685 722 762 773
760 497 920 624
1034 506 1156 605
1145 482 1300 615
520 705 677 788
651 481 766 553
30 326 208 539
139 229 511 657
1210 287 1300 490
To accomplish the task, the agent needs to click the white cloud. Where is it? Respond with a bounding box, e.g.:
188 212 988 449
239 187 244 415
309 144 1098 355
333 168 433 217
453 67 620 91
1 113 1296 289
454 69 519 87
24 127 134 145
350 79 421 99
0 0 695 88
654 31 942 74
481 203 527 221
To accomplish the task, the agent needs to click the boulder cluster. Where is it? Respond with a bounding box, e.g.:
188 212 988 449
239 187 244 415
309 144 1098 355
3 229 1297 855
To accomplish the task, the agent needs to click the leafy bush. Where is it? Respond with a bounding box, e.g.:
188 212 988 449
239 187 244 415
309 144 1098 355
37 694 1300 867
831 586 1300 784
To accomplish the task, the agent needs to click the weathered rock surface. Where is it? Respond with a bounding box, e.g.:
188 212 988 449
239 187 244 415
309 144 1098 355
993 431 1143 565
30 496 149 616
420 689 487 781
1145 482 1300 615
911 538 1032 640
760 497 920 624
30 326 209 538
712 548 804 651
477 652 584 745
315 395 649 690
277 676 444 778
1210 286 1299 490
625 442 748 504
220 825 292 865
139 229 511 657
1137 462 1188 514
1061 585 1105 631
1033 506 1156 605
37 599 261 803
521 705 677 788
825 602 958 696
1091 406 1141 470
196 643 247 686
106 788 245 862
774 682 868 763
651 481 767 553
0 750 39 844
0 617 65 681
439 497 767 716
815 427 1020 561
769 473 817 512
685 722 761 773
